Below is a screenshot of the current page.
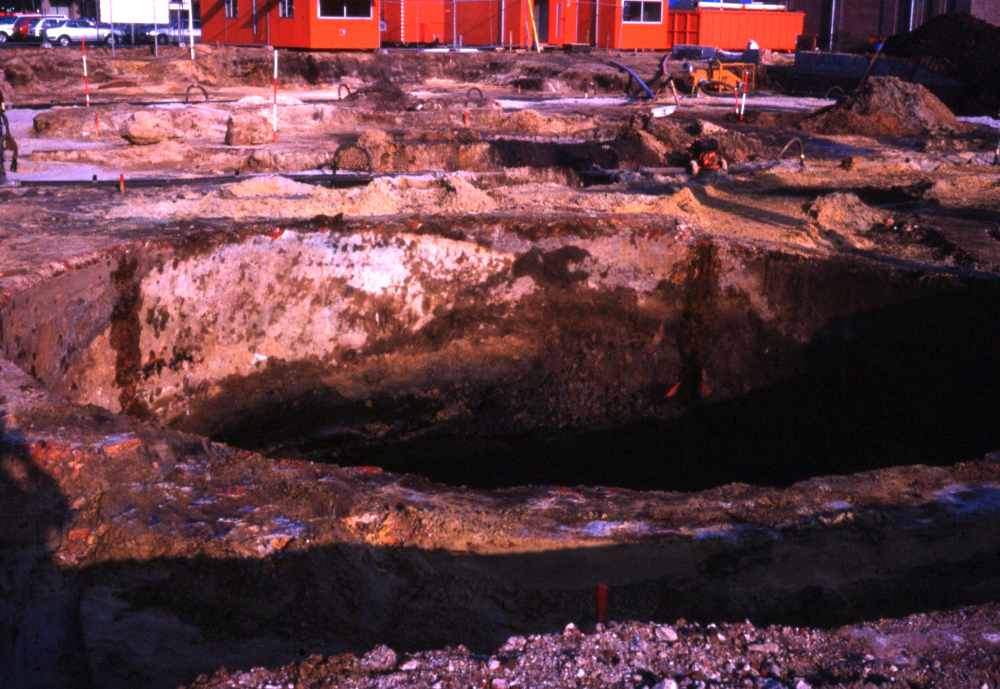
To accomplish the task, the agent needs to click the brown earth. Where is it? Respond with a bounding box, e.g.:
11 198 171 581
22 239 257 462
3 44 1000 689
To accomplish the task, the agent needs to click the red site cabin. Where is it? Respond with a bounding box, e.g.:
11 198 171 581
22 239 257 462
201 0 803 51
202 0 382 50
381 1 804 51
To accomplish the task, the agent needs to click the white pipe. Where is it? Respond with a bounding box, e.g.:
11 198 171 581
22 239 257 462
188 0 194 59
908 0 915 30
500 0 505 48
828 0 836 51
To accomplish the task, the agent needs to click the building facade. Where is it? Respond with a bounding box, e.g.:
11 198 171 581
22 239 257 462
202 0 381 49
789 0 999 52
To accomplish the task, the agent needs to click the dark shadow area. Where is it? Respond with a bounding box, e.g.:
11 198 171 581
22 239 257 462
0 419 92 689
219 280 1000 493
74 496 1000 688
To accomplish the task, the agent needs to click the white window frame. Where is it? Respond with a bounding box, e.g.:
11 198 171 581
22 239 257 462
622 0 663 23
225 0 238 19
317 0 372 19
279 0 294 17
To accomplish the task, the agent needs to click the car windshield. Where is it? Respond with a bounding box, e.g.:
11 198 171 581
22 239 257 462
0 17 18 26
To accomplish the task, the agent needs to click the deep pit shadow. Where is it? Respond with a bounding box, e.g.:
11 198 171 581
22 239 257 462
233 280 1000 494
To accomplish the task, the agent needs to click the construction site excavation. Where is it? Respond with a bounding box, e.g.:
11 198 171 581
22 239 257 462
4 23 1000 689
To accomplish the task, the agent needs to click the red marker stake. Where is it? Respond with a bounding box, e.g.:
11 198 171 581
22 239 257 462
596 583 608 625
82 37 90 108
272 49 279 143
95 113 99 136
119 173 125 194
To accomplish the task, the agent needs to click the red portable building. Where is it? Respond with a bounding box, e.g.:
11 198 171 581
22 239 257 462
202 0 382 50
381 1 802 51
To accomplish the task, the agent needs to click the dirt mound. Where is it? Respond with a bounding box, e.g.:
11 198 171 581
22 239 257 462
344 77 413 110
345 177 403 215
2 57 36 88
620 115 765 166
808 193 886 233
800 77 963 136
357 129 395 172
614 187 703 217
499 109 591 136
226 113 271 146
120 111 181 145
438 175 497 213
221 176 318 199
883 14 1000 116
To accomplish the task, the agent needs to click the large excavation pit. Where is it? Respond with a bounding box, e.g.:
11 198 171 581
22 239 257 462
4 216 1000 491
4 216 1000 688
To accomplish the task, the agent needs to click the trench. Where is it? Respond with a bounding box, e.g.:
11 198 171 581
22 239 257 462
5 221 1000 687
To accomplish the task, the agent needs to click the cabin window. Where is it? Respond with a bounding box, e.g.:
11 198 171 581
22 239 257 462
318 0 372 18
622 0 662 22
225 0 238 18
279 0 294 17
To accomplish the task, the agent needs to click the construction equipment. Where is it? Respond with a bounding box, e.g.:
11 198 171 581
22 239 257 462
685 137 727 176
683 59 755 95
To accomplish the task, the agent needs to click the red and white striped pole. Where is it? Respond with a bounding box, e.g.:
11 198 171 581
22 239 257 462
82 36 90 108
272 49 279 143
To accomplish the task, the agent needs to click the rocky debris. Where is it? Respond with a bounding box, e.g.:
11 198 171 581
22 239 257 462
800 77 964 136
225 113 272 146
183 607 1000 688
119 111 181 145
883 14 1000 116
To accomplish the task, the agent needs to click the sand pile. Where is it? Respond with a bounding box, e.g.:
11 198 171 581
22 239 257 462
808 193 886 233
883 14 1000 116
221 176 318 199
438 175 497 213
500 109 590 135
613 187 703 216
800 77 964 136
345 177 404 215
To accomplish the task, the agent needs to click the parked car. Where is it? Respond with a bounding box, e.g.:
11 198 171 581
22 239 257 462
0 14 28 43
45 19 125 47
25 15 68 42
138 19 200 45
10 14 44 41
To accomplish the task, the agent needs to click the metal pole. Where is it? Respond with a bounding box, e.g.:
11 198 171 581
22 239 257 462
109 0 113 56
453 0 456 47
189 0 194 58
500 0 505 48
828 0 836 50
908 0 914 30
153 0 157 57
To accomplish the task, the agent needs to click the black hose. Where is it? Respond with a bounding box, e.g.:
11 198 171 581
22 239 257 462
466 87 484 103
777 138 806 167
184 84 210 104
